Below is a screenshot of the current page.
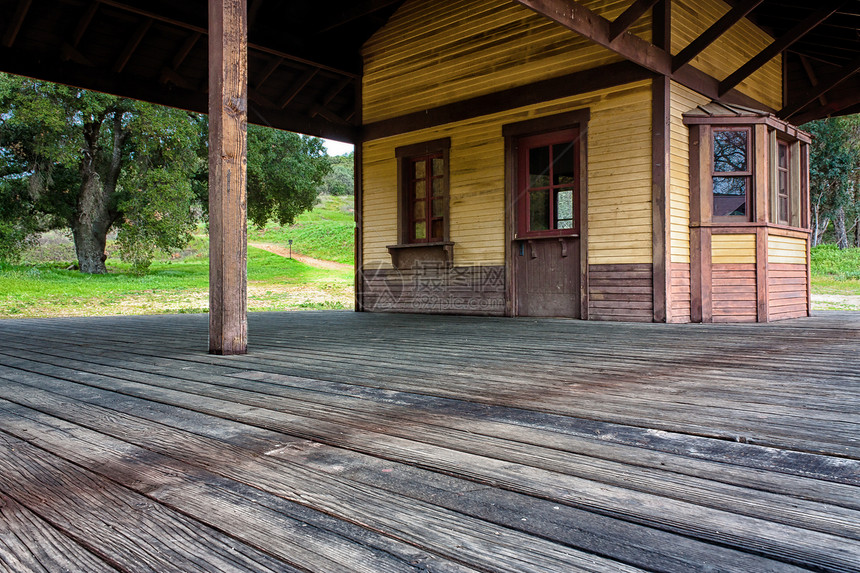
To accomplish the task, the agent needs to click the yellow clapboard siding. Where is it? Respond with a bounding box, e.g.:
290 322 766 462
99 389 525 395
668 81 710 264
362 1 657 267
362 81 654 267
671 0 781 109
768 234 808 265
711 234 757 264
362 0 653 123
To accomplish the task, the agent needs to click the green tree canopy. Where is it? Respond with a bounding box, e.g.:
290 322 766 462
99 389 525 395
0 73 331 272
317 152 354 196
805 115 860 248
0 74 201 273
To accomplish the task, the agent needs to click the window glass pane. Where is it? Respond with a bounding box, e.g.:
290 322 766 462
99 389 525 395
779 196 789 224
432 198 444 217
529 190 550 231
413 180 426 199
778 143 787 169
414 221 426 240
432 157 444 176
431 219 443 240
431 177 443 197
552 142 576 185
413 200 425 221
413 159 426 179
555 189 574 229
713 130 747 172
779 171 788 195
529 146 550 188
713 176 747 217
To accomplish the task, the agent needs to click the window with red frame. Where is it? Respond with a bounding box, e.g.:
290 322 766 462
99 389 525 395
712 128 752 220
407 153 445 242
777 141 790 225
517 129 579 237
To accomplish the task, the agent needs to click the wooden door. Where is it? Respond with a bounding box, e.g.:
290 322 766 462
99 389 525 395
514 237 580 317
512 129 582 318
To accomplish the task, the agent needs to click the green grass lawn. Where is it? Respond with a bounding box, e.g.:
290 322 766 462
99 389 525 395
809 244 860 311
0 247 353 318
1 200 355 318
248 195 355 264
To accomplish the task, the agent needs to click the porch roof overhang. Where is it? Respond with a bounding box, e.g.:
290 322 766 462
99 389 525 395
0 0 857 143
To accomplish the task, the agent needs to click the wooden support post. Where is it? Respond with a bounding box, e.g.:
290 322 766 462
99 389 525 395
208 0 248 355
652 76 670 322
755 226 769 322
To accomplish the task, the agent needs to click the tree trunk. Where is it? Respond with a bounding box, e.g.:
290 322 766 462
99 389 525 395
834 206 850 249
71 114 127 274
73 160 111 273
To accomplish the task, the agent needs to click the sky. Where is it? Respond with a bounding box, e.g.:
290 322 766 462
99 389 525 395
323 139 354 156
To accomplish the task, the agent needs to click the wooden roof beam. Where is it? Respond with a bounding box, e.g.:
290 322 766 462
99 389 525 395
95 0 358 78
310 77 353 121
318 0 403 34
278 67 318 109
791 94 860 125
799 54 828 107
512 0 774 110
172 32 201 71
2 0 32 48
72 2 100 47
255 56 282 90
513 0 672 75
718 2 845 96
609 0 659 42
114 18 152 73
780 55 860 119
672 0 763 72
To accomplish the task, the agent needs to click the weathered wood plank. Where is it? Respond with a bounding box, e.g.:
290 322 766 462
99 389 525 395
0 430 289 573
1 363 858 571
0 493 119 573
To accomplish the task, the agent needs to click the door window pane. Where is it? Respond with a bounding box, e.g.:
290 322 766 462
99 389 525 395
555 189 574 228
431 177 443 197
413 180 426 199
529 190 550 231
552 143 575 185
529 146 550 188
413 200 425 220
432 198 444 217
431 219 443 240
432 158 444 176
413 159 426 179
414 221 426 240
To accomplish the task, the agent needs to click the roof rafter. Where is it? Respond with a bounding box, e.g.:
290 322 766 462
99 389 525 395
780 55 860 119
2 0 32 48
718 2 845 95
672 0 764 72
95 0 358 78
114 17 152 73
609 0 659 42
278 68 319 109
318 0 403 33
511 0 767 109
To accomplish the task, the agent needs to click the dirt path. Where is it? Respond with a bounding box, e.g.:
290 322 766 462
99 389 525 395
248 242 352 271
811 294 860 311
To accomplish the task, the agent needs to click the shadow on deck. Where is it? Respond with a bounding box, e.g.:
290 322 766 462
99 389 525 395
0 311 858 572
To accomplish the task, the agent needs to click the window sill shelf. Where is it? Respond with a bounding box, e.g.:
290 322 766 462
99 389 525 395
386 242 454 270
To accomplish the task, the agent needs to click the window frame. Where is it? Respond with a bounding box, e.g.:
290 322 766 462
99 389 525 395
394 138 451 246
776 139 791 226
515 128 581 238
711 126 753 222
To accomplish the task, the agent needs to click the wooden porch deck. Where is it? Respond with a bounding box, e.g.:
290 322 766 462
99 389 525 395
0 311 858 572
